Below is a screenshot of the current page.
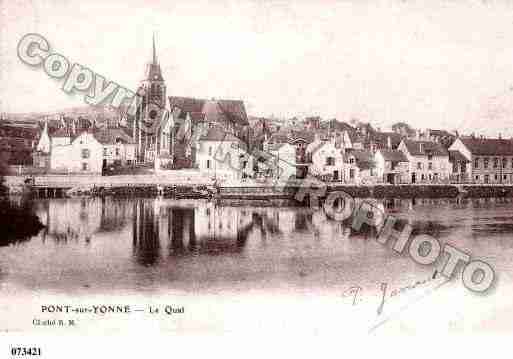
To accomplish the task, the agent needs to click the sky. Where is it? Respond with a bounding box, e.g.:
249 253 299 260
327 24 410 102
2 0 513 136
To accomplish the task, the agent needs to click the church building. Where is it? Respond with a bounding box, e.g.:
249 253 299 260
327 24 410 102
132 36 250 169
132 35 173 166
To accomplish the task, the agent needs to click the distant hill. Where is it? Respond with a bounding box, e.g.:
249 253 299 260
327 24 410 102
0 105 125 124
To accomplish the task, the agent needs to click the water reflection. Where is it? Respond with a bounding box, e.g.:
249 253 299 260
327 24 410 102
132 200 160 266
0 199 44 247
2 196 513 294
24 196 513 257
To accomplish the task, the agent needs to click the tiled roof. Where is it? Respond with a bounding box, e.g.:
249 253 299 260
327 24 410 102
189 112 206 123
268 131 289 144
217 100 249 126
348 150 375 170
290 130 315 143
199 126 240 142
51 128 73 137
169 96 205 115
403 140 448 156
449 150 469 163
93 128 135 145
373 131 403 148
429 129 454 138
352 150 373 163
323 119 355 133
169 96 249 126
379 149 408 162
460 138 513 156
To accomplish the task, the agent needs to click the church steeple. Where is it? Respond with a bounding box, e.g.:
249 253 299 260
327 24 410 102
139 33 166 110
144 33 163 81
152 33 157 65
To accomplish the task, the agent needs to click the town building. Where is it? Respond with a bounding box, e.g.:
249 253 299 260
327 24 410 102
266 142 297 182
168 96 249 169
374 149 409 184
449 137 513 184
34 123 136 174
343 150 375 184
448 150 470 183
195 126 252 182
398 140 451 183
94 128 137 169
49 131 103 173
306 139 344 182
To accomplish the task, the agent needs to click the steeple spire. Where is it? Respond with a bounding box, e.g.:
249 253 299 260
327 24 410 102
152 33 157 65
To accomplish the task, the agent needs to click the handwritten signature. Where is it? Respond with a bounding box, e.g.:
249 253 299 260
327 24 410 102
341 270 440 315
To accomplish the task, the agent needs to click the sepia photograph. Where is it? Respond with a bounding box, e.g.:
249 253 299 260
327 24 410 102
1 0 512 356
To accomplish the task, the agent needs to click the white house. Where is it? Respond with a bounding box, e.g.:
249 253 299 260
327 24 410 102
374 149 409 184
50 131 103 173
196 126 252 182
94 128 137 169
398 140 450 183
306 140 344 181
343 150 376 184
266 142 297 182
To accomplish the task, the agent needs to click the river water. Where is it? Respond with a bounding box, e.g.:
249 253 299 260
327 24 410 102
1 196 513 333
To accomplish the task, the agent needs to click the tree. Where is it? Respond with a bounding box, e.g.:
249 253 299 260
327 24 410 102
391 122 415 137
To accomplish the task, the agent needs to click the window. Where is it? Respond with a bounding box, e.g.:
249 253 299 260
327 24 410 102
208 146 212 156
484 157 489 169
81 149 90 159
349 169 355 179
475 175 479 181
503 158 507 169
103 147 108 156
428 162 433 170
474 158 479 169
206 160 211 169
493 157 498 168
495 174 498 181
349 158 355 164
115 148 120 156
427 153 433 160
504 175 508 180
453 162 458 173
326 157 335 166
417 162 422 170
82 162 88 171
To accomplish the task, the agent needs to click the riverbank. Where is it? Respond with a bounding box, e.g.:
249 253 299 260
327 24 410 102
5 174 513 199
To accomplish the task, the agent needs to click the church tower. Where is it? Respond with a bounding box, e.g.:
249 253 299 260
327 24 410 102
140 34 166 113
135 34 167 162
